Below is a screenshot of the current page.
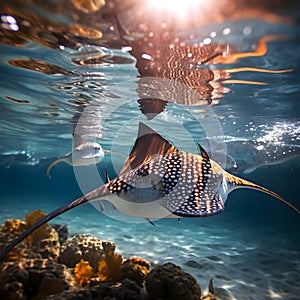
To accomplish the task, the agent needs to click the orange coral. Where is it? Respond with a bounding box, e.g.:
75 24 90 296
98 252 123 281
74 260 93 286
24 209 51 245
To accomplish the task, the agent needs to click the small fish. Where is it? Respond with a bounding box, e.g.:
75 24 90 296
46 130 127 178
46 138 105 178
0 123 299 260
46 133 127 178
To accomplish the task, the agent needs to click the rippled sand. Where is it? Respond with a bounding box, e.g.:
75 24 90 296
1 197 299 300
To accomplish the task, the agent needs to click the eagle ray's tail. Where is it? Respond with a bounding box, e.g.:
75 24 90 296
224 172 300 214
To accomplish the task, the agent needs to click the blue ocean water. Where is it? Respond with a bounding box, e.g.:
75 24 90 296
1 1 300 299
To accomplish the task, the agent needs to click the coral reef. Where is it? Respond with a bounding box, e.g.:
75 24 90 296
25 210 61 260
0 214 221 300
0 258 76 300
145 262 202 300
31 226 60 260
51 224 68 245
0 211 60 261
0 219 28 260
121 257 150 286
45 280 146 300
59 234 115 270
0 219 26 234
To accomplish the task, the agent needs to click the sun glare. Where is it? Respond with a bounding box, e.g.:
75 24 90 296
148 0 205 17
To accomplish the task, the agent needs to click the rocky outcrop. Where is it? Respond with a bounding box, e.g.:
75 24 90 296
121 257 150 286
145 262 202 300
0 219 31 260
52 224 68 245
31 226 60 260
0 215 221 300
0 258 76 300
0 218 60 260
59 234 115 271
45 279 148 300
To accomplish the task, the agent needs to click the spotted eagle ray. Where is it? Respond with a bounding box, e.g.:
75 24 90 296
0 123 299 260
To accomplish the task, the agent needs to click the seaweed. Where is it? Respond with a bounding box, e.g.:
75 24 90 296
24 209 52 245
74 259 93 286
98 252 123 281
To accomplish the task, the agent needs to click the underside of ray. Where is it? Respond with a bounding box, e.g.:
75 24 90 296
119 122 178 175
224 172 300 214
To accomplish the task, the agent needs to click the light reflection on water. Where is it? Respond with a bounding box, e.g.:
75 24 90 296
1 5 298 130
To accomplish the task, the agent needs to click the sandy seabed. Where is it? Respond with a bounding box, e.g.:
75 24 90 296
0 198 299 300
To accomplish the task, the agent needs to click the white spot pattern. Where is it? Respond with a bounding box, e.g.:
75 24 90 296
107 151 225 217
